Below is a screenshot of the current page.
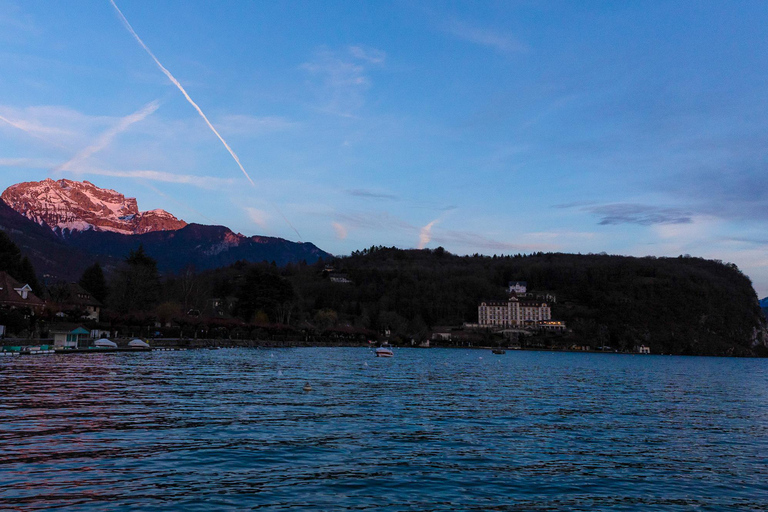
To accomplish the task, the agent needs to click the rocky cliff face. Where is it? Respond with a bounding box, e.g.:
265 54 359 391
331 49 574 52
1 178 187 236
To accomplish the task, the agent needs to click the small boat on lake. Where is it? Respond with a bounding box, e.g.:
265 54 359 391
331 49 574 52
375 343 394 357
491 348 506 354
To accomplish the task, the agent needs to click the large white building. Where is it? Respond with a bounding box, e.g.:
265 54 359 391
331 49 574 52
478 295 552 328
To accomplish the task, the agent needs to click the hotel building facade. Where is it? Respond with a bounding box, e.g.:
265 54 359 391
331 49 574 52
478 295 552 328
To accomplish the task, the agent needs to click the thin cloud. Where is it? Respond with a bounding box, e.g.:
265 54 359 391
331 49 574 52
60 167 234 189
431 230 554 253
663 164 768 222
552 200 600 209
332 221 348 240
586 203 693 226
246 207 270 229
335 211 415 232
724 236 768 246
349 45 386 64
347 188 399 200
55 100 159 172
216 114 297 136
0 157 60 168
0 5 40 40
301 45 386 117
562 202 693 226
441 17 528 54
418 219 439 249
0 111 72 150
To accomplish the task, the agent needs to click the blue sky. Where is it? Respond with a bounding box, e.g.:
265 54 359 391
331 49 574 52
1 1 767 296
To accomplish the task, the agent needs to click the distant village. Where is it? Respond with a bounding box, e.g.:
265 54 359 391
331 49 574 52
0 270 105 350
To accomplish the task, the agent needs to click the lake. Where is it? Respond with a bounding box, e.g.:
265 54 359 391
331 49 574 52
2 348 767 510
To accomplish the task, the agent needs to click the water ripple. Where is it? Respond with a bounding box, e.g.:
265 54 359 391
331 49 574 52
2 348 767 510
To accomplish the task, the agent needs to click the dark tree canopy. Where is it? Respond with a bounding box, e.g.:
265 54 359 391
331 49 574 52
79 262 108 303
0 231 22 273
109 244 161 312
234 266 294 323
0 231 41 294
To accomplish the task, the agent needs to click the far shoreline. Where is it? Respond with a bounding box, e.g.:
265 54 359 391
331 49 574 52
3 338 765 358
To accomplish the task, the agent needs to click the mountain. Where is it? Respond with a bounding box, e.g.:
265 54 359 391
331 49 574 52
1 178 186 235
761 297 768 320
0 198 98 280
67 223 330 274
0 179 331 279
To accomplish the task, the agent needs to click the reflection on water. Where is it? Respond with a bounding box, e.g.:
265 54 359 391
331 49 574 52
2 348 767 510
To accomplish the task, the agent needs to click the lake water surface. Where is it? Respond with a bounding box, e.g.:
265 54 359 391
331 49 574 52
2 348 767 510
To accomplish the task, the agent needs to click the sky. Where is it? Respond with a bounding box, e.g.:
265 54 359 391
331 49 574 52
1 1 767 297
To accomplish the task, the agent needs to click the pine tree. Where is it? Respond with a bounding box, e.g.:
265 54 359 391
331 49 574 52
0 231 40 293
0 231 23 276
79 262 108 303
19 257 42 296
109 245 161 312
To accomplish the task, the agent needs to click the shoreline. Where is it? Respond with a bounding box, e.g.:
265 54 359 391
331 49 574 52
2 340 750 358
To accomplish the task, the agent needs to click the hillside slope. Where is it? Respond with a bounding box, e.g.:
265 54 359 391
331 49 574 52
0 198 331 279
290 248 767 356
68 223 331 274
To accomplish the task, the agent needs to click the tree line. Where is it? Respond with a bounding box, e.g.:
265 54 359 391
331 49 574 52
1 231 766 355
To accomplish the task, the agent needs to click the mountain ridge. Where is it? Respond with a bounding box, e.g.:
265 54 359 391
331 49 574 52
1 178 186 235
0 179 331 279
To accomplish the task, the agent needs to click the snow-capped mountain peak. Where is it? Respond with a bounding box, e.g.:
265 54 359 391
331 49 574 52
1 178 187 235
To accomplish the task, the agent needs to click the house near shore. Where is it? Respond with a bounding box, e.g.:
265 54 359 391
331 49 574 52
430 326 453 341
48 283 102 322
0 271 45 314
51 326 90 348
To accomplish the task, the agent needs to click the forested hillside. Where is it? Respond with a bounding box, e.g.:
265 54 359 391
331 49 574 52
2 229 766 356
278 247 765 356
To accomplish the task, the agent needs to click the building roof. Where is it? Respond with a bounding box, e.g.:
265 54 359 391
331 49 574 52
480 300 510 306
49 324 89 334
55 283 102 308
0 271 45 308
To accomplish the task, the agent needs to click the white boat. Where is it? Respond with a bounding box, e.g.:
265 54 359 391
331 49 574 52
128 339 150 348
375 343 394 357
94 338 117 348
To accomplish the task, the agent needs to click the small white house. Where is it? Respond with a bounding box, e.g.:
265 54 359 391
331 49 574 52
52 327 90 348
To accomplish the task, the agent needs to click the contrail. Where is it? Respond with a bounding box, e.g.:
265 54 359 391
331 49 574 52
0 113 70 151
109 0 303 241
108 0 254 187
56 100 159 172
